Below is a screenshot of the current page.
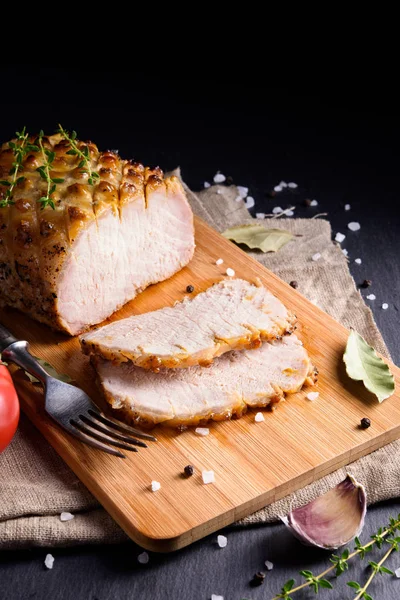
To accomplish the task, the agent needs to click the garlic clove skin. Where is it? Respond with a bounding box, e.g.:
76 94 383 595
281 475 367 550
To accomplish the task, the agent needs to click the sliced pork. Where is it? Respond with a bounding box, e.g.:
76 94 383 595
93 335 315 427
81 279 297 370
0 134 194 335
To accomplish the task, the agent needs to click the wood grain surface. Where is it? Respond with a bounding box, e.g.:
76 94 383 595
1 216 399 552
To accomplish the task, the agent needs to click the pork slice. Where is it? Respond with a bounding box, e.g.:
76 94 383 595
81 279 297 370
94 334 315 427
0 135 194 335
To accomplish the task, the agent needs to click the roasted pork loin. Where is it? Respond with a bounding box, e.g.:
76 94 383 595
93 335 316 427
0 134 194 335
80 279 296 370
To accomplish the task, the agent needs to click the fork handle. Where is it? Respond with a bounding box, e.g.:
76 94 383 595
0 322 49 383
0 322 18 353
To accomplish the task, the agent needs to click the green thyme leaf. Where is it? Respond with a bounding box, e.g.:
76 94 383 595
282 579 295 592
347 581 361 589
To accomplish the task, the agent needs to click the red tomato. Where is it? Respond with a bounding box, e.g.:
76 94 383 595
0 365 19 452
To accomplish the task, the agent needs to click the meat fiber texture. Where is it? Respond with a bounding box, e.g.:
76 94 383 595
0 134 194 335
93 335 316 427
81 279 297 370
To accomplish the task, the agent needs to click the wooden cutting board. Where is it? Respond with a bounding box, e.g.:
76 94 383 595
1 216 400 552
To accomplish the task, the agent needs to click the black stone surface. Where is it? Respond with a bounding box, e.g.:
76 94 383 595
0 71 399 600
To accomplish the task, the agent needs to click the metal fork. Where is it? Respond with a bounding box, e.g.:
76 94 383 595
0 322 156 457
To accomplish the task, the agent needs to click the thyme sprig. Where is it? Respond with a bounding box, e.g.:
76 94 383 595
57 124 99 185
36 131 64 210
0 127 39 208
272 515 400 599
348 539 398 600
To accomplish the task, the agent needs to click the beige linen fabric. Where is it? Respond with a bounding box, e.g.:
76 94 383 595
0 177 397 549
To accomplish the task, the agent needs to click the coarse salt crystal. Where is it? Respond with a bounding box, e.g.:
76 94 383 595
367 294 376 300
310 199 318 206
312 253 321 261
395 567 400 578
226 268 235 277
217 535 228 548
344 204 351 211
254 412 265 422
335 232 346 243
44 554 54 569
342 249 349 257
211 595 224 600
235 195 243 202
202 470 215 484
286 210 294 216
306 392 319 401
348 222 361 232
272 206 283 214
216 258 224 265
382 303 389 310
138 551 149 564
265 560 274 570
216 189 221 194
195 427 209 436
256 213 265 219
204 181 211 188
213 172 226 184
355 258 362 264
237 186 248 198
60 512 74 522
245 196 255 209
274 185 283 192
151 481 161 492
288 182 298 189
279 181 288 188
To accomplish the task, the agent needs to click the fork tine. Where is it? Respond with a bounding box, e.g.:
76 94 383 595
71 419 138 453
88 409 157 442
80 414 147 448
68 424 125 458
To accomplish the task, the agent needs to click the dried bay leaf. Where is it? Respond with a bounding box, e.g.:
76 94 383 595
221 225 294 253
343 330 395 402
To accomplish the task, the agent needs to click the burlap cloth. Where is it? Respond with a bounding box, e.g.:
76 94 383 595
0 176 398 550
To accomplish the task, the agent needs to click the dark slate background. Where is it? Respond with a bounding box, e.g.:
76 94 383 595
0 70 399 600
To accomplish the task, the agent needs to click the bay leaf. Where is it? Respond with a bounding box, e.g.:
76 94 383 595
343 330 395 402
221 225 294 253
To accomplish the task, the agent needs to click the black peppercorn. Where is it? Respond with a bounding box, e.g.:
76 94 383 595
184 465 194 477
251 572 266 586
225 175 234 185
304 198 312 207
267 190 276 198
186 285 194 293
362 280 372 288
360 417 371 429
289 281 298 289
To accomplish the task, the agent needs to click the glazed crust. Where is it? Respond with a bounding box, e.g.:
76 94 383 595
0 134 181 332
